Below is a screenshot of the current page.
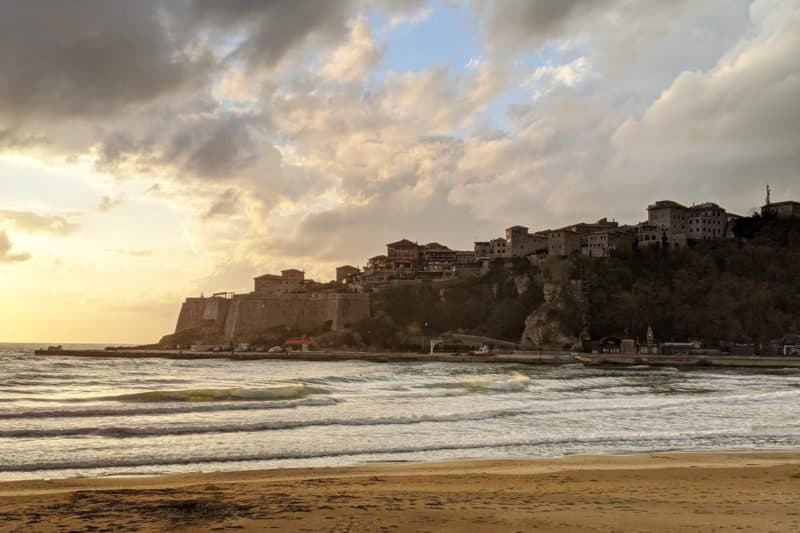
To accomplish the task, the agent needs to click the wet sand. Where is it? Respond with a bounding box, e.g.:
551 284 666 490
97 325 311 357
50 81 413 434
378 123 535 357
1 452 799 532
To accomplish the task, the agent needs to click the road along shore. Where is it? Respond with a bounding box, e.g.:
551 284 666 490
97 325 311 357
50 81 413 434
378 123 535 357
31 348 800 368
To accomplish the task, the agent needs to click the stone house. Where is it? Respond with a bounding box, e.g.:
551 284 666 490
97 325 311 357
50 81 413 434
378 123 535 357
548 230 582 257
582 229 635 257
336 265 360 284
254 269 305 294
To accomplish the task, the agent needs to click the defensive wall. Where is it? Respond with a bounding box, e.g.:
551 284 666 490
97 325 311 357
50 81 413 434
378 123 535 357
173 292 370 343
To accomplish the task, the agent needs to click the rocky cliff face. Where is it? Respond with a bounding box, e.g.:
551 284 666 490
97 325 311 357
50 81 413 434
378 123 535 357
519 260 581 350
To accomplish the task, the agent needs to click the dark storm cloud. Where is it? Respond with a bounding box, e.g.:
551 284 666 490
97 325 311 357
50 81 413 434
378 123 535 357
0 1 210 121
478 0 616 51
183 119 258 180
190 0 355 68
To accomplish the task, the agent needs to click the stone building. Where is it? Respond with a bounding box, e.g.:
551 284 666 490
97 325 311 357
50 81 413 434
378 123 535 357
491 237 507 258
762 200 800 219
687 202 727 240
647 200 689 237
253 273 282 295
582 229 635 257
386 239 421 267
280 269 305 292
637 223 664 247
336 265 360 284
254 269 306 294
548 230 582 257
421 242 456 270
504 225 549 258
473 241 492 260
454 250 476 264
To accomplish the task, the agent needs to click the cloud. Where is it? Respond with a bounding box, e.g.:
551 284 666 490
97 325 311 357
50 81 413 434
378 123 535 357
526 56 594 100
0 1 211 122
202 188 241 221
108 249 156 257
477 0 616 53
98 194 124 213
322 18 383 82
190 0 355 70
0 230 30 263
610 0 800 202
0 210 79 235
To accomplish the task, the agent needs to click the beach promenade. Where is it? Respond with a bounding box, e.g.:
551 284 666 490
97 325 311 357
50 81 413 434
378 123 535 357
32 348 800 368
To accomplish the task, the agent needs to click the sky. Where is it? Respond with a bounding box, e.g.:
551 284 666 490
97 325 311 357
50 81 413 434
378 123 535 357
1 0 798 343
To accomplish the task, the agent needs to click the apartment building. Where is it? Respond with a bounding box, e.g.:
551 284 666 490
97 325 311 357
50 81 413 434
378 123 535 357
687 202 727 240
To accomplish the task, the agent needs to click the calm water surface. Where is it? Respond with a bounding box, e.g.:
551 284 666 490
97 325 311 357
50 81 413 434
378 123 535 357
1 343 798 480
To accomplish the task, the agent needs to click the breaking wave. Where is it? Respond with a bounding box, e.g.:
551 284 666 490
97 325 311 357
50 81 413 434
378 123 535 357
0 397 338 420
110 384 325 403
4 429 798 474
424 372 531 392
0 408 528 439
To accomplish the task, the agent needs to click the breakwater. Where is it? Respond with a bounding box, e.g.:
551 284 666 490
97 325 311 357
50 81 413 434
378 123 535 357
31 349 800 368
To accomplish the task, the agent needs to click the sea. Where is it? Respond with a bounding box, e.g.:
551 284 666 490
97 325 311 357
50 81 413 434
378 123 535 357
1 343 799 481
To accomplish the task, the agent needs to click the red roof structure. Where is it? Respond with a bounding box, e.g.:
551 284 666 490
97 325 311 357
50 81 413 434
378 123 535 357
284 337 313 347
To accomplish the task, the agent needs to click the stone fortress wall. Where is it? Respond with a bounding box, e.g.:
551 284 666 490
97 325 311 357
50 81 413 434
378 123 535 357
173 292 370 344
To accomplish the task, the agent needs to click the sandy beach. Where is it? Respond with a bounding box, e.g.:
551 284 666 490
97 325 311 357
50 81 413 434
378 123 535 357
1 452 799 532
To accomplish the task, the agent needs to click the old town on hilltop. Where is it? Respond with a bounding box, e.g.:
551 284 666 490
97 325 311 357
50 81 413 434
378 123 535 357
161 190 800 358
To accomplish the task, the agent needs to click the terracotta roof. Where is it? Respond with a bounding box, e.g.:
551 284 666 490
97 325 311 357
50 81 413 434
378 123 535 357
285 337 313 346
387 238 418 247
254 273 281 280
423 242 451 251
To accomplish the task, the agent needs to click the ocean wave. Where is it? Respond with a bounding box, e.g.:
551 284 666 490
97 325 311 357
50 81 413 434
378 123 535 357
110 384 326 403
0 408 529 439
3 430 798 473
0 397 338 420
423 372 531 392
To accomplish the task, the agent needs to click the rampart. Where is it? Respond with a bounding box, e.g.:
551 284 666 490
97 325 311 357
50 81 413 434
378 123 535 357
174 297 233 334
172 293 370 344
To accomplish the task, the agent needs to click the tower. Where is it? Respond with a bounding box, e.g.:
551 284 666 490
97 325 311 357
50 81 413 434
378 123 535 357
766 184 771 206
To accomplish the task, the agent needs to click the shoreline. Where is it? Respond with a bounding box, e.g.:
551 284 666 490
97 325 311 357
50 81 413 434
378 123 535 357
31 347 800 368
2 451 799 531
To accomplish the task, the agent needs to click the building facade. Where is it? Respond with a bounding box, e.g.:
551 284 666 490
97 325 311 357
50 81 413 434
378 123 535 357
336 265 360 284
582 229 635 257
548 230 582 257
386 239 421 266
687 202 727 240
762 200 800 219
